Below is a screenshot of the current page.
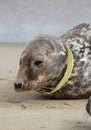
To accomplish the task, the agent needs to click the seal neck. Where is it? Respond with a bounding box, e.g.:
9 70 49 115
47 45 74 94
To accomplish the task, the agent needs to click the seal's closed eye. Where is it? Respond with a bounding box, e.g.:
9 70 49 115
34 60 43 68
19 59 22 66
19 59 23 66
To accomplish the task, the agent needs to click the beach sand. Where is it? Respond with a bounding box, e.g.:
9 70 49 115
0 43 91 130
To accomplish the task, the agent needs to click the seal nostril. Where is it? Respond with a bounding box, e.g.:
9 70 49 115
14 82 22 89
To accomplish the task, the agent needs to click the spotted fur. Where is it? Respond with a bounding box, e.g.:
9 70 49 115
56 23 91 99
43 23 91 98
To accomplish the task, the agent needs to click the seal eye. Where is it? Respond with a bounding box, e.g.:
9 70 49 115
34 60 43 68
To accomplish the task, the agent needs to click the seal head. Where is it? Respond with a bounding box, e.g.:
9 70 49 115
14 34 67 92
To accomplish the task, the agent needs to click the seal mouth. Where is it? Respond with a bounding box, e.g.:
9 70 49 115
14 88 24 92
14 86 32 92
14 82 32 92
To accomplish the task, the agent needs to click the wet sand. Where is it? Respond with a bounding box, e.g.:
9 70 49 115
0 43 91 130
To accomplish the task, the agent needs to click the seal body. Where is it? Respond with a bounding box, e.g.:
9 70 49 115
14 22 91 99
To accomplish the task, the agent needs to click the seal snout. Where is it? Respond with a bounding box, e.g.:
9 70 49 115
14 82 22 89
14 80 23 91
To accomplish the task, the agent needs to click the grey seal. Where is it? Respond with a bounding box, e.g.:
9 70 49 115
14 22 91 99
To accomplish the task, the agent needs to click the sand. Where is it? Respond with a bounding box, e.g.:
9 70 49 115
0 43 91 130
